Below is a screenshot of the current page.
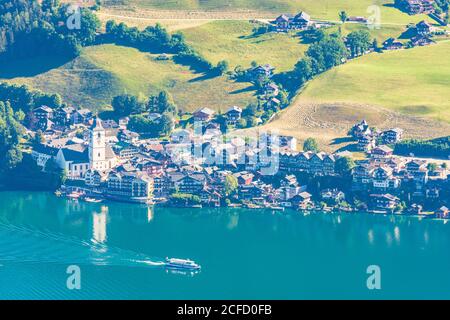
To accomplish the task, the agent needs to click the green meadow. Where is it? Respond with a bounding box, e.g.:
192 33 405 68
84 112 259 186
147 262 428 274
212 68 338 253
123 0 429 24
183 20 307 72
300 41 450 123
0 45 256 112
0 0 445 119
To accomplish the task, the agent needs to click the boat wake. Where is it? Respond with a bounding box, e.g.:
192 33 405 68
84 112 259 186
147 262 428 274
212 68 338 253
0 221 165 268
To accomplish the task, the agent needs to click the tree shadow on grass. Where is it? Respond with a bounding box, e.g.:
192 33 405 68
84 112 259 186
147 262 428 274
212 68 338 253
188 71 221 83
0 55 73 79
229 85 257 95
399 28 417 40
331 136 354 145
335 143 359 153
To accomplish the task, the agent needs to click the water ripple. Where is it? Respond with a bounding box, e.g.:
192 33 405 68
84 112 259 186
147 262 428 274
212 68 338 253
0 220 165 268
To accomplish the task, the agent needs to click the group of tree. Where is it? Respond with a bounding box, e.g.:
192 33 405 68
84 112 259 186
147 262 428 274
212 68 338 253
128 113 174 138
346 30 372 58
303 138 319 152
394 137 450 158
112 91 177 117
0 82 63 125
146 91 178 115
169 193 201 206
0 0 100 60
0 101 24 180
280 29 374 95
339 11 348 23
104 20 217 73
111 91 176 137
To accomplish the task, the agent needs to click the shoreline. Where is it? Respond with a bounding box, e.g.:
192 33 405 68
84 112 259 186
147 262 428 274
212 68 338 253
53 190 446 221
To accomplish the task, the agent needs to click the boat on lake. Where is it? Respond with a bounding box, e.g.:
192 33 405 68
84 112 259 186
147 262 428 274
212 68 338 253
165 258 201 270
66 192 82 200
83 197 103 203
269 206 285 211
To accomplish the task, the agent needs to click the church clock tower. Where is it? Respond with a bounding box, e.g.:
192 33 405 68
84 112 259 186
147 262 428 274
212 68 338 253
89 117 106 170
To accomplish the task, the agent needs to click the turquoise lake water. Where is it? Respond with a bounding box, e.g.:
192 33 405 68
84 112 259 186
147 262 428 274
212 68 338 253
1 191 450 299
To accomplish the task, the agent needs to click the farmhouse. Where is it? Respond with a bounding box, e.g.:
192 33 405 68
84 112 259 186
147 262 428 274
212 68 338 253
383 128 404 144
383 38 404 50
193 107 216 122
72 108 93 125
415 20 433 35
346 16 368 23
395 0 435 15
274 11 312 32
410 35 435 46
33 106 53 122
226 106 242 125
54 106 75 127
249 64 275 78
274 14 290 31
371 145 394 158
357 135 377 152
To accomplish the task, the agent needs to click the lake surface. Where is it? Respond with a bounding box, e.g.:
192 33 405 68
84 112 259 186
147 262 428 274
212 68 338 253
1 191 450 299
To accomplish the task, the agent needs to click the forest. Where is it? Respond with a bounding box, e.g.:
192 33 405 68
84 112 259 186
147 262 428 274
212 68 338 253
0 0 100 60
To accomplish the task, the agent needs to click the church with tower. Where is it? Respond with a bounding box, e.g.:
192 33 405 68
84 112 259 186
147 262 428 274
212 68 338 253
89 117 117 171
55 117 117 179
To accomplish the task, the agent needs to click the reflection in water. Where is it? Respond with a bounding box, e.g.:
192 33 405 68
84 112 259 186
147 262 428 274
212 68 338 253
4 192 450 298
165 268 200 277
227 213 239 230
394 226 400 245
386 231 393 247
424 230 429 244
368 229 374 245
147 207 154 223
92 206 108 244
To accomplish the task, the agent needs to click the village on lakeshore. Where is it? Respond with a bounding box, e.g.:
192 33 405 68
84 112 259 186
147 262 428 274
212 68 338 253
29 101 450 219
2 0 450 220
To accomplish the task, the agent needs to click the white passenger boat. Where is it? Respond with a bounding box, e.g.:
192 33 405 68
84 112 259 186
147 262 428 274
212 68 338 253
165 258 201 270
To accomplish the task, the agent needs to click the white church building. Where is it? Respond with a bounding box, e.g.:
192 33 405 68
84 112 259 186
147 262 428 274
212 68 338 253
56 117 117 179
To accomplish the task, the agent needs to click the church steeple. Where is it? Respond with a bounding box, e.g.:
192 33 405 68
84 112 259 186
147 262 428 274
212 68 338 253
89 117 106 170
91 116 104 131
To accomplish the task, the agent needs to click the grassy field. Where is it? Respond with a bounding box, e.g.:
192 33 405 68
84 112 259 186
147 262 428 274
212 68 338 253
183 20 307 71
261 40 450 152
0 45 257 112
300 41 450 122
103 0 430 24
338 23 407 43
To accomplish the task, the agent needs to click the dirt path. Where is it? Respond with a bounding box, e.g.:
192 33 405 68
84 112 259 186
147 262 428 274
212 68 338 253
98 7 275 20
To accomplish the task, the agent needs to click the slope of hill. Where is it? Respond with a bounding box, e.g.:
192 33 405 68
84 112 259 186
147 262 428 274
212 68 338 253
262 41 450 152
300 41 450 122
183 20 308 72
101 0 430 24
0 44 257 111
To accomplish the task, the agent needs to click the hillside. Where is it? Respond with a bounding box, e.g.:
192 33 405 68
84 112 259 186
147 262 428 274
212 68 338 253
262 41 450 152
100 0 430 24
0 44 257 112
182 20 308 72
300 41 450 122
